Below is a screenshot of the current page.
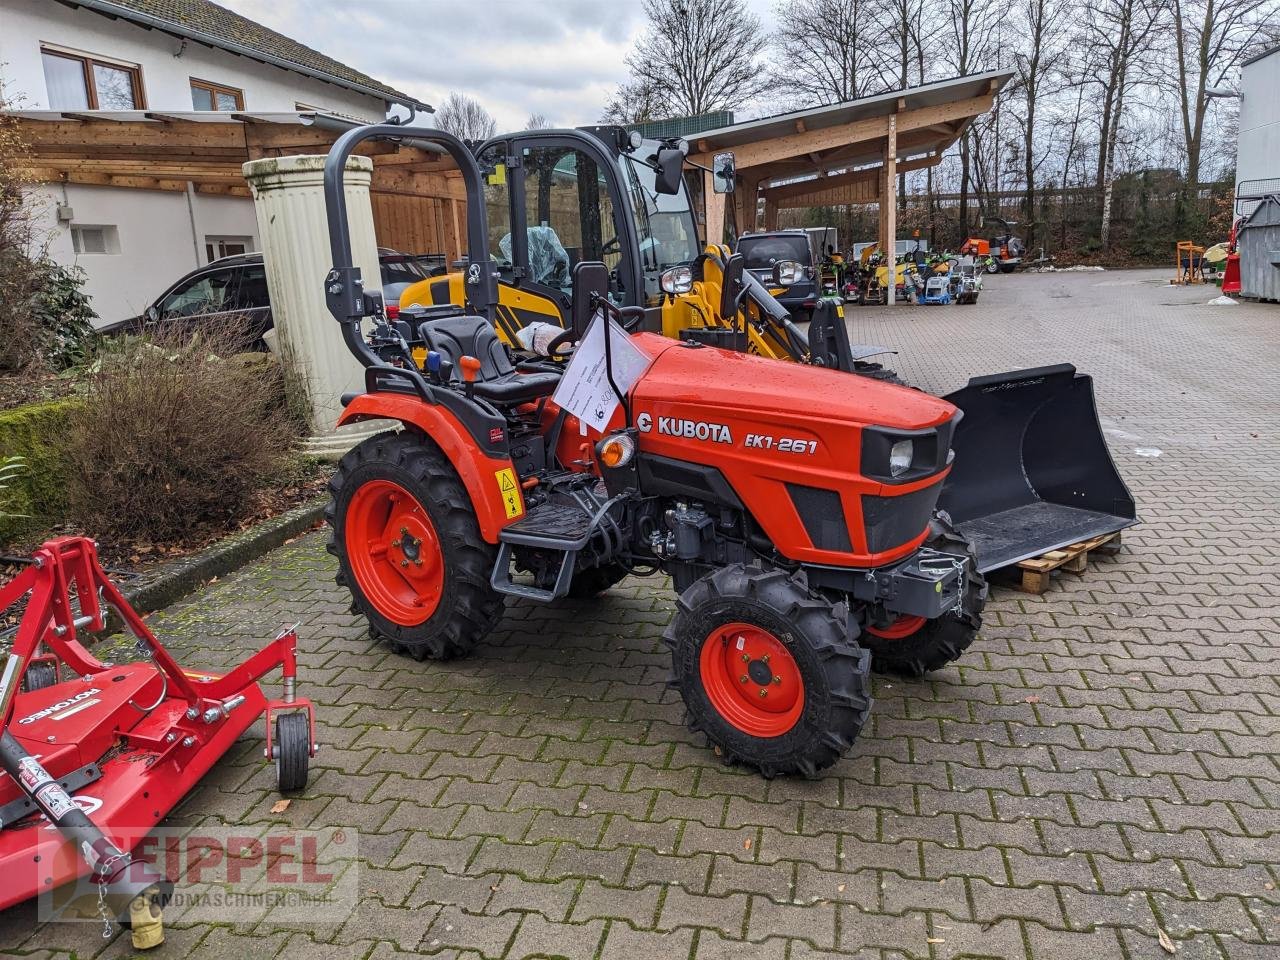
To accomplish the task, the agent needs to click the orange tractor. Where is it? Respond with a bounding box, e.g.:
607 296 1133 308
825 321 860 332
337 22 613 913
319 124 1134 777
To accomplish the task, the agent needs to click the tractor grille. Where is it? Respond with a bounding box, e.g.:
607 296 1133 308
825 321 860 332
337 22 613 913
786 484 853 552
862 481 944 554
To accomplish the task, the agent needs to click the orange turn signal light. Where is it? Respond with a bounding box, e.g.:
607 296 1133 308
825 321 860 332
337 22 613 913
597 433 635 468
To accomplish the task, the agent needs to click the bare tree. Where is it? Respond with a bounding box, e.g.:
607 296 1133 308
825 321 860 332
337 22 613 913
1167 0 1276 187
613 0 769 117
771 0 883 104
1076 0 1163 248
524 112 554 130
1012 0 1067 248
434 93 497 142
944 0 1000 233
870 0 932 209
600 76 666 124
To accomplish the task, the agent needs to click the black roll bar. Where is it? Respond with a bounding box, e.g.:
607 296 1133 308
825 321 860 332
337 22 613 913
322 124 499 367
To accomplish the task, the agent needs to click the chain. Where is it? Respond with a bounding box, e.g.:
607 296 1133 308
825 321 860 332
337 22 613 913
93 849 130 940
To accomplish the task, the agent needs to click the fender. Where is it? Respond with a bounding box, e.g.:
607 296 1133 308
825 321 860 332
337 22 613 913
338 393 524 542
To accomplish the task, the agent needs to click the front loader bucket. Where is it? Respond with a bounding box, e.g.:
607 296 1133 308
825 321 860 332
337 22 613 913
937 364 1136 573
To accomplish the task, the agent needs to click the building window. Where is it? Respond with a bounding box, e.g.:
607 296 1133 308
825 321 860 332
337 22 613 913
205 236 253 262
41 48 143 110
71 225 120 255
191 79 244 112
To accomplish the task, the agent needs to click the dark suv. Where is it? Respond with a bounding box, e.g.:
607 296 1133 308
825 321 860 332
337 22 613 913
735 230 822 318
101 249 447 348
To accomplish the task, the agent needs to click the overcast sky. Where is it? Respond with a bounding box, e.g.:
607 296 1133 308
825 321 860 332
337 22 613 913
219 0 777 129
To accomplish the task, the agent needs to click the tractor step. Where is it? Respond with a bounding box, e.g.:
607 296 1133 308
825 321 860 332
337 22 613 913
1011 531 1124 594
499 499 595 551
491 495 601 602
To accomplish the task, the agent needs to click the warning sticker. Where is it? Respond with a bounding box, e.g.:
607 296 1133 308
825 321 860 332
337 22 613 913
37 782 75 821
494 468 523 520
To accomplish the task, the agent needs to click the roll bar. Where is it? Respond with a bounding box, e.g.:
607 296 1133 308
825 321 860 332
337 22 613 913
322 124 499 367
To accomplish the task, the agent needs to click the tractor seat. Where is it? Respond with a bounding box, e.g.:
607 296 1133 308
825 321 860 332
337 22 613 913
419 314 560 404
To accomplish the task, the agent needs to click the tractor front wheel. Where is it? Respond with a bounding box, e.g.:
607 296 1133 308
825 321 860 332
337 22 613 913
860 519 988 677
665 564 871 778
327 430 503 661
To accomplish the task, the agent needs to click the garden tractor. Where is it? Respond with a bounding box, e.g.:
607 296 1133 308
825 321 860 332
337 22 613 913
397 123 1135 574
320 124 1135 778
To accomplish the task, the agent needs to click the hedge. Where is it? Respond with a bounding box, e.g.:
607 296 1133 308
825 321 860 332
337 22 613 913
0 397 81 545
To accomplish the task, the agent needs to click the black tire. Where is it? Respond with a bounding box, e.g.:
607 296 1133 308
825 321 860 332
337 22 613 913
326 430 503 661
664 564 872 778
860 516 988 677
275 712 310 794
566 562 630 599
985 261 999 274
21 661 58 692
851 361 907 387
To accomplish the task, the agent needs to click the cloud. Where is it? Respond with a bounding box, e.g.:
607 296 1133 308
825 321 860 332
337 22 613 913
218 0 653 127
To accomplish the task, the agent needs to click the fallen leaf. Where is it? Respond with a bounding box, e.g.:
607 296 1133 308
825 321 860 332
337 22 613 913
1265 882 1275 891
270 798 290 814
927 938 945 944
1157 928 1176 954
1024 695 1040 704
743 837 752 850
490 884 498 892
837 884 846 892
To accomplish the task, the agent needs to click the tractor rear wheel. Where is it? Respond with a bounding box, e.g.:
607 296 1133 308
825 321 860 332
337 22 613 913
860 519 988 677
327 430 503 661
665 564 872 778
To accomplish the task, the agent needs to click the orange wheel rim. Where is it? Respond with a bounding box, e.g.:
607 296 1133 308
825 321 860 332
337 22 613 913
866 614 926 640
699 622 804 738
344 479 443 626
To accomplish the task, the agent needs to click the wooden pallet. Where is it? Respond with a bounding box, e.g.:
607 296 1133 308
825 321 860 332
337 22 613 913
1013 531 1124 594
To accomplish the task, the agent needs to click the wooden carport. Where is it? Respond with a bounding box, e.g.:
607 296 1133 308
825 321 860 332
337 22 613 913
688 71 1012 299
9 110 470 259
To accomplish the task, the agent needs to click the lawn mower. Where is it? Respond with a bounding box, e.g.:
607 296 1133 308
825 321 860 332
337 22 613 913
921 273 951 305
320 124 1135 778
960 217 1025 273
0 536 314 945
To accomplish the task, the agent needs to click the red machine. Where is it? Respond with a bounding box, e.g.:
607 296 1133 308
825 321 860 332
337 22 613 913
0 537 314 942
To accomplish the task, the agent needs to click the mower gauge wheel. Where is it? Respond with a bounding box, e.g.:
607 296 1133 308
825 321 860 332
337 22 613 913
275 712 310 794
20 661 58 692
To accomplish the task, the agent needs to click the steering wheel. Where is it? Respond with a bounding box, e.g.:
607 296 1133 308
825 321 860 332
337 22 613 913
545 327 578 358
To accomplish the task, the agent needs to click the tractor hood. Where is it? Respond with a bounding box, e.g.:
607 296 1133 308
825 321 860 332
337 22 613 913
629 333 954 432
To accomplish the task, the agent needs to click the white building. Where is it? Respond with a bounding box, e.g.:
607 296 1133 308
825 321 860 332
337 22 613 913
1235 43 1280 213
0 0 426 324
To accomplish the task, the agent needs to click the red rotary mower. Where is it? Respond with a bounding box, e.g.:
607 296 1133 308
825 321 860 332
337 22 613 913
0 536 314 945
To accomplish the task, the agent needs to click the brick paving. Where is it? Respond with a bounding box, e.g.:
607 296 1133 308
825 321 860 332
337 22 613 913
2 269 1277 959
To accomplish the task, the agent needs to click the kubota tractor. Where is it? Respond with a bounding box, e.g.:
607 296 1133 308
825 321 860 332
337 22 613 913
320 124 1134 778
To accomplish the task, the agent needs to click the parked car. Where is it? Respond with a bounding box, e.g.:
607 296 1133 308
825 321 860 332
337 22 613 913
734 229 823 318
99 249 448 348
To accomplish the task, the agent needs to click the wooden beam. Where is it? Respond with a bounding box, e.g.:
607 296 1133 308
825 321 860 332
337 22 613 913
795 119 806 134
760 153 937 203
703 168 726 246
689 92 994 170
883 115 897 305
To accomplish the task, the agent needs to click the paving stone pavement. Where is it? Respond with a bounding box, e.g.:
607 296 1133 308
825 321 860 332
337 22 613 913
2 269 1277 959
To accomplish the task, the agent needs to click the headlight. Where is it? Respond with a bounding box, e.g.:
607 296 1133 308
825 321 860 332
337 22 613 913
661 265 694 295
889 439 914 476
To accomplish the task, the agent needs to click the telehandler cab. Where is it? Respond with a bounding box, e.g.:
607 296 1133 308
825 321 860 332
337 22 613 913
321 124 1133 778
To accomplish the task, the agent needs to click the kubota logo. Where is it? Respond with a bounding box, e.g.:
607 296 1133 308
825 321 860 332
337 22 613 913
18 688 101 725
636 412 733 444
